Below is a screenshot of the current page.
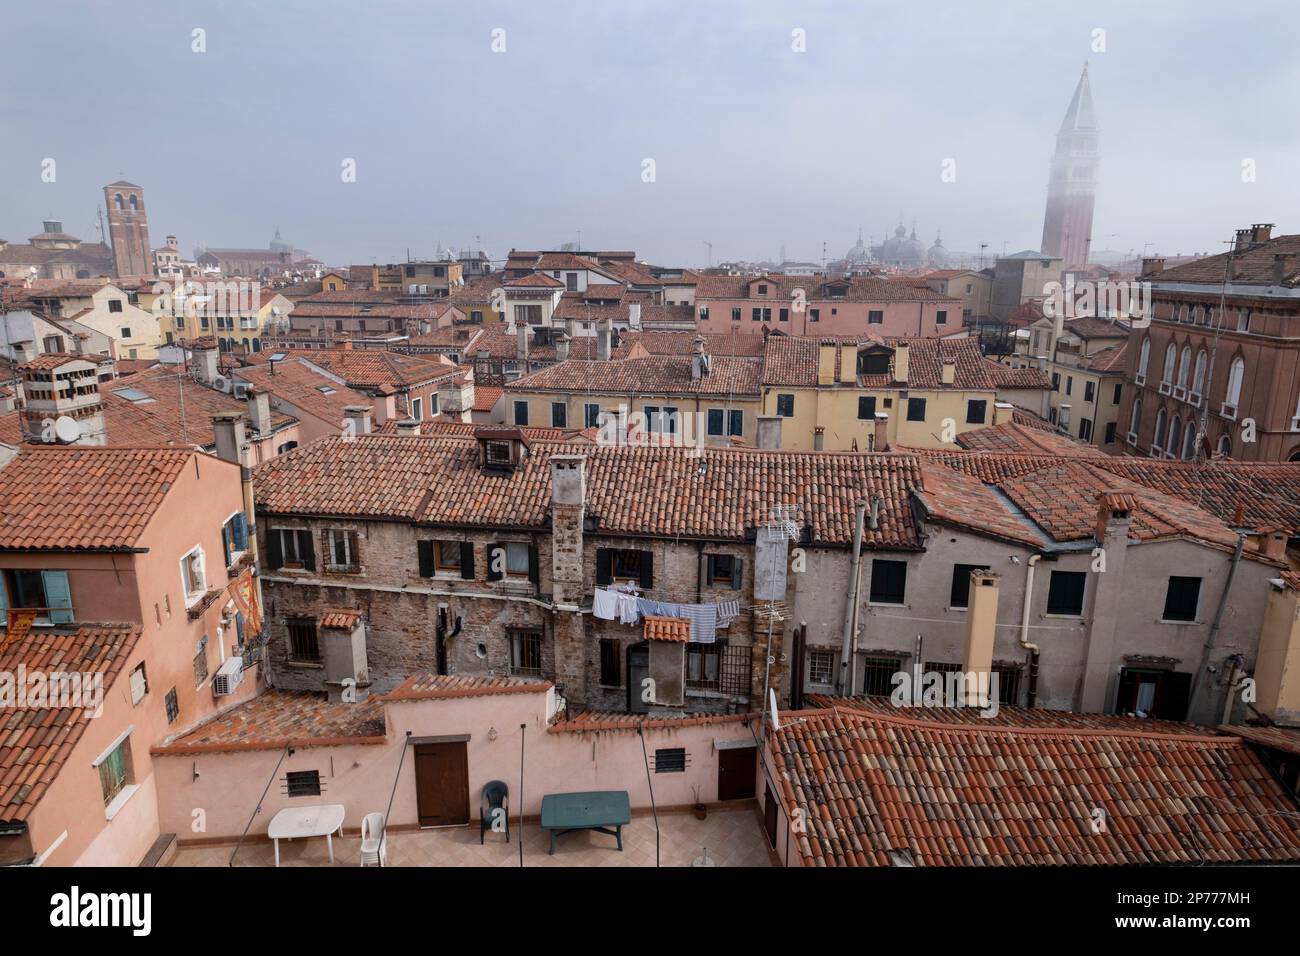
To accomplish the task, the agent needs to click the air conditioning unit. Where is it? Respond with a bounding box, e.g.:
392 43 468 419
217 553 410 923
233 382 250 399
213 657 245 696
211 375 233 393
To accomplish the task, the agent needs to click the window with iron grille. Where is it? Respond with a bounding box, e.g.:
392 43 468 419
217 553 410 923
164 687 179 724
510 630 542 675
995 666 1021 705
286 770 322 798
287 618 321 662
686 643 721 690
720 644 752 696
654 748 686 773
861 656 903 697
808 650 835 686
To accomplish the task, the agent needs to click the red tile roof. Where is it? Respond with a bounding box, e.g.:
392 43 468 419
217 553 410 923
245 347 457 390
1218 724 1300 756
772 706 1300 866
0 447 199 550
152 690 387 754
955 422 1106 456
643 615 690 642
233 358 371 426
382 673 551 701
319 609 362 630
695 274 956 303
548 710 755 734
506 355 762 398
1153 232 1300 286
0 624 142 821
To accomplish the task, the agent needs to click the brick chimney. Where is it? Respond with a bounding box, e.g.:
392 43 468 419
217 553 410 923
1254 526 1289 561
1234 228 1253 253
756 414 782 449
872 412 889 451
550 455 587 705
1252 223 1274 244
246 386 272 436
960 570 1000 708
1141 257 1165 276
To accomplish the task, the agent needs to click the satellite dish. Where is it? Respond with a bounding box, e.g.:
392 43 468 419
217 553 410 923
53 416 81 443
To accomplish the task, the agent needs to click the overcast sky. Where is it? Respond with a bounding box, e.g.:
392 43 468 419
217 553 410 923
3 1 1297 268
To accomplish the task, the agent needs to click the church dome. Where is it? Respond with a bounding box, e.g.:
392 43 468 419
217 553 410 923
880 221 926 268
927 232 949 267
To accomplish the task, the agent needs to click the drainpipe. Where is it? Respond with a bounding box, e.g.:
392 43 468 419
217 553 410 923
838 500 868 694
1188 533 1245 723
1019 555 1041 708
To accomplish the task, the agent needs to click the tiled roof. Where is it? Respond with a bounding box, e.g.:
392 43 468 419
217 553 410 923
382 673 551 701
506 355 762 398
17 353 96 372
373 418 594 443
233 358 371 426
0 447 196 550
762 336 1000 390
1218 724 1300 756
319 609 362 629
984 360 1051 389
1061 316 1130 339
254 437 926 546
914 462 1046 547
635 332 766 357
0 625 142 822
643 615 690 642
956 422 1105 456
246 347 457 390
473 385 502 412
504 272 564 289
468 325 637 362
771 706 1300 866
548 710 755 734
152 690 387 754
1152 233 1300 286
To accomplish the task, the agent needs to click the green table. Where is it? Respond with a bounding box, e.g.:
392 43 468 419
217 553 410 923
540 790 631 855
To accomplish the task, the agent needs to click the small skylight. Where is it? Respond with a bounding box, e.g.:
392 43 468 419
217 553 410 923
317 385 336 394
111 387 156 404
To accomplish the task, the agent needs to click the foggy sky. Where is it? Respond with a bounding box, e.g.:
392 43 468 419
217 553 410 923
3 0 1297 268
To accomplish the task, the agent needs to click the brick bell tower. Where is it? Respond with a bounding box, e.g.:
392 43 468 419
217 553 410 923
103 180 152 278
1040 64 1100 268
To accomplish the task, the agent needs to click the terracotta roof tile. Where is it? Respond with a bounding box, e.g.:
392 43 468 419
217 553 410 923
643 615 690 642
382 673 551 701
319 609 362 630
0 624 141 821
772 706 1300 866
153 690 386 754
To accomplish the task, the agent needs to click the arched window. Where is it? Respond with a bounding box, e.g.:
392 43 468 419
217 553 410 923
1162 344 1176 384
1224 357 1245 416
1137 338 1150 380
1188 306 1199 325
1181 421 1197 460
1153 409 1167 451
1169 414 1181 458
1217 434 1231 458
114 193 124 210
1192 350 1207 396
1177 346 1192 388
1204 307 1214 327
1129 397 1142 438
252 338 262 353
128 195 138 211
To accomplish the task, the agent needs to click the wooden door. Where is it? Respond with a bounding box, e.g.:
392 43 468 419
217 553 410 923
414 741 469 827
718 746 756 801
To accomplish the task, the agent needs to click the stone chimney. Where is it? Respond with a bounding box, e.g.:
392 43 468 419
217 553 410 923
550 455 587 704
893 341 909 383
343 404 372 436
690 336 711 380
817 340 837 385
628 302 642 329
516 325 529 362
960 570 1000 708
872 412 889 452
247 386 272 436
941 359 956 386
993 401 1015 426
1081 491 1137 712
596 320 613 362
210 411 247 466
1255 573 1300 726
396 419 421 437
756 415 782 450
555 332 571 362
1141 257 1165 276
320 613 370 703
192 339 219 386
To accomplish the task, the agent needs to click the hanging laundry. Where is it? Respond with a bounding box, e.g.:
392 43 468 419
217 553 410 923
714 599 740 629
592 587 620 621
636 597 676 619
680 602 718 644
617 591 640 625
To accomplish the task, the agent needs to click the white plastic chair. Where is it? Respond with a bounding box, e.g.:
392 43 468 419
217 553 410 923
360 812 387 867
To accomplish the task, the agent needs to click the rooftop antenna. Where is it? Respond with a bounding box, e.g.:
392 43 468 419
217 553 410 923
703 240 712 268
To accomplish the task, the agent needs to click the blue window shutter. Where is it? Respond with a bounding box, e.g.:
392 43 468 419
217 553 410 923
233 513 249 551
42 571 73 624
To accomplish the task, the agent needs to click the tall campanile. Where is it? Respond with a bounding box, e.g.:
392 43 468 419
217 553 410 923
103 180 152 278
1040 65 1099 267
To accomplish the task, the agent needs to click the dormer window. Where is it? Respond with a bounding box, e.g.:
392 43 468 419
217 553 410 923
486 440 512 466
857 349 891 375
757 284 768 296
476 426 530 473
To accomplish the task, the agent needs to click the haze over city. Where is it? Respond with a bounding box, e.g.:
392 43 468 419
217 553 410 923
4 0 1298 266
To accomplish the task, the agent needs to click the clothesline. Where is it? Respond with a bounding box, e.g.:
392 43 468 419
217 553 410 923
599 581 781 613
592 585 743 643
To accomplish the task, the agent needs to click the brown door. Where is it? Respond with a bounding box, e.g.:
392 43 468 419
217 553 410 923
718 746 757 801
413 741 469 827
763 783 779 848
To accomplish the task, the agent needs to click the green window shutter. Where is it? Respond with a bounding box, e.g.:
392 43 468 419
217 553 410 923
42 571 74 624
417 541 435 578
265 529 283 570
297 530 316 571
595 549 612 586
460 541 476 579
